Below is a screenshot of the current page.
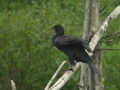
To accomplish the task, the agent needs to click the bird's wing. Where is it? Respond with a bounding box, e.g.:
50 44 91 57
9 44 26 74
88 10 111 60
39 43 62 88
55 36 92 52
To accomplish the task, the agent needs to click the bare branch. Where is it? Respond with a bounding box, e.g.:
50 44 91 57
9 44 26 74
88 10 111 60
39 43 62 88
89 6 120 52
48 63 80 90
11 80 16 90
45 61 66 90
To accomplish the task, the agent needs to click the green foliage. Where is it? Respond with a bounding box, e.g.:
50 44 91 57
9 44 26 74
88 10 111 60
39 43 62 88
0 1 84 90
0 0 120 90
103 44 120 90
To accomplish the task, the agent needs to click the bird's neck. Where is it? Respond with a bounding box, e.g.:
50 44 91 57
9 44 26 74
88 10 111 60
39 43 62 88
53 34 63 41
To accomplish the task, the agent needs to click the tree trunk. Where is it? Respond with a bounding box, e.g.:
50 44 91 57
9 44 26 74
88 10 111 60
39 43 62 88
80 0 104 90
79 0 91 90
93 44 104 90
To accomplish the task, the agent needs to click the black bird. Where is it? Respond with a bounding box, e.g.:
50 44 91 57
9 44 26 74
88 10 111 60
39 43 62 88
52 24 101 76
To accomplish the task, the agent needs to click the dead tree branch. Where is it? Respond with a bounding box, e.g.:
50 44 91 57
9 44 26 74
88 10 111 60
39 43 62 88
89 6 120 52
45 61 66 90
11 80 16 90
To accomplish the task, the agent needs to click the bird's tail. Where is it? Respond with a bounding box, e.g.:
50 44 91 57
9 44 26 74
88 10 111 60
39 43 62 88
88 61 102 77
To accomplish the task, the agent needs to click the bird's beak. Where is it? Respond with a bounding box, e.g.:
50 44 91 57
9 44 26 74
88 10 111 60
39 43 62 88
51 27 56 33
53 29 56 33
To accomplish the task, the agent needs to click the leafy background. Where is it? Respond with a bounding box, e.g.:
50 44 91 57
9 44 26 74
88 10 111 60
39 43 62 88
0 0 120 90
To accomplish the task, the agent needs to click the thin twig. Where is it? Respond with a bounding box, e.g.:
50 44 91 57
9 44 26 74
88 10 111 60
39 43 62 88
100 0 117 16
102 31 120 39
89 5 120 52
45 61 66 90
96 48 120 51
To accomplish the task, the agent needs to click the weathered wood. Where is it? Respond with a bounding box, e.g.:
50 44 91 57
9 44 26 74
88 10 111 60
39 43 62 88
80 0 92 90
89 6 120 51
45 61 66 90
11 80 16 90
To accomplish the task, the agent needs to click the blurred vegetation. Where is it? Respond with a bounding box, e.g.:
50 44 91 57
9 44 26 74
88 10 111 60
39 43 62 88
0 0 120 90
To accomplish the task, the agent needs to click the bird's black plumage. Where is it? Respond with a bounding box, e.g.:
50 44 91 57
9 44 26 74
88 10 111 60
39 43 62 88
52 24 101 76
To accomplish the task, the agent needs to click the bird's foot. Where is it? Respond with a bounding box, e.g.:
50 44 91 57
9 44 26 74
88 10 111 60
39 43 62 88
65 66 74 72
68 67 74 72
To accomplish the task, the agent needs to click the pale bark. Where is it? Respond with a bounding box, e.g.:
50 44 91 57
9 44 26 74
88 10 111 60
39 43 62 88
80 0 101 90
44 5 120 90
80 0 104 90
89 6 120 51
45 61 66 90
94 44 104 90
89 0 100 90
11 80 16 90
82 0 91 40
80 0 92 90
48 63 80 90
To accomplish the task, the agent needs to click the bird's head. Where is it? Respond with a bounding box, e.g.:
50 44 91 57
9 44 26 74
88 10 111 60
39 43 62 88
52 24 64 36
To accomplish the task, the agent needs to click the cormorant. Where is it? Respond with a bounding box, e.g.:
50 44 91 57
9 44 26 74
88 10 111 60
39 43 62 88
52 24 101 76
